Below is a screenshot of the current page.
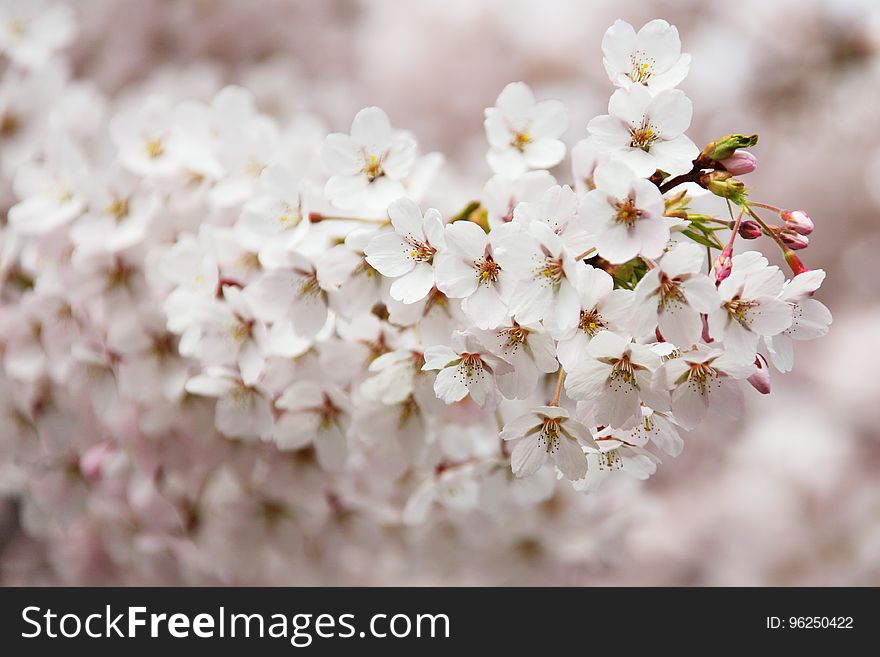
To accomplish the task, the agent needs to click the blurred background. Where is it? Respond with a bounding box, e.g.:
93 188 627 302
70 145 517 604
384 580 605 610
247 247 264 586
1 0 879 585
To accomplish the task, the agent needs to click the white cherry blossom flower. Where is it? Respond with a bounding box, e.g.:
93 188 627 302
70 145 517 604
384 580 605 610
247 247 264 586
8 129 86 236
565 330 669 428
110 96 188 179
570 139 608 196
493 221 582 331
630 242 719 346
317 227 385 319
622 406 684 457
244 250 330 340
181 285 269 386
659 346 755 429
364 197 446 304
482 170 556 227
185 366 274 441
322 106 417 211
0 0 74 70
236 164 310 247
587 84 698 177
554 266 633 370
274 382 351 471
422 331 513 408
360 349 425 405
434 220 515 329
353 397 428 467
513 184 593 255
765 269 832 372
578 160 668 263
473 322 558 400
501 406 596 481
707 251 793 360
602 19 691 92
573 430 661 493
484 82 567 176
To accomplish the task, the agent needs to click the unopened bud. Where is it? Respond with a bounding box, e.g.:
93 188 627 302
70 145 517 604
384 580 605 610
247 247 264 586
664 190 689 219
779 229 809 250
701 134 759 162
780 209 813 235
738 219 762 239
719 150 757 175
701 171 748 204
747 354 771 395
784 249 809 276
713 251 732 285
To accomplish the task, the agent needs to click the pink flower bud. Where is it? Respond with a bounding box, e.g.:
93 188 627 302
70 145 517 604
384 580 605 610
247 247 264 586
784 249 810 276
779 228 809 250
780 209 813 235
738 219 762 239
747 354 771 394
713 252 732 285
719 150 757 175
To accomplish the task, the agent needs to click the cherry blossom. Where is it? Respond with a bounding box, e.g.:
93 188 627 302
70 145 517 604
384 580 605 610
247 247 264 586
587 84 698 177
602 19 691 92
322 107 419 211
422 331 513 408
573 430 661 493
493 221 583 330
577 160 668 263
765 269 832 372
501 406 595 481
365 197 446 304
564 330 669 428
274 381 351 471
0 9 837 585
0 0 74 70
707 252 793 360
659 345 755 429
434 220 516 329
484 82 567 176
629 242 719 345
554 265 633 370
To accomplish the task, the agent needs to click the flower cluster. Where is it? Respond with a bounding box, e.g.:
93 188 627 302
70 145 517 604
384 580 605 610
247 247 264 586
0 9 832 582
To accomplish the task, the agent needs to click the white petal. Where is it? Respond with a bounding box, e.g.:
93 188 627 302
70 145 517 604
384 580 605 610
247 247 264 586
510 436 548 478
554 435 588 481
389 262 434 303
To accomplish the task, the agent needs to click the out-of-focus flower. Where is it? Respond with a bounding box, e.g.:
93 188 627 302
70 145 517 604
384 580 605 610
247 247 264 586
0 0 74 70
322 107 418 211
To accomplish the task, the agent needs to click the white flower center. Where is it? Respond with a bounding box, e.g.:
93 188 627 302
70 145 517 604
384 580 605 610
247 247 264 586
629 117 658 151
362 152 385 181
456 353 486 383
537 418 562 454
628 52 656 84
578 307 606 336
724 297 757 329
405 235 436 263
474 254 501 285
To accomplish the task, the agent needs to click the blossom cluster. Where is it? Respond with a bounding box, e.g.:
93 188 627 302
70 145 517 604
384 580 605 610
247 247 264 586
0 7 832 582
